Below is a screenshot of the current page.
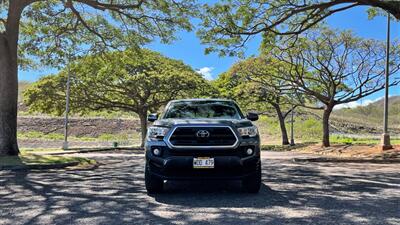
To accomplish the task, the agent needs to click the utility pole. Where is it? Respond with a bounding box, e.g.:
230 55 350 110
381 12 392 151
290 106 295 146
63 48 73 150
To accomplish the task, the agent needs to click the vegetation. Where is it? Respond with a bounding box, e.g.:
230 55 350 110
211 27 400 147
333 96 400 126
214 57 297 145
198 0 400 56
2 1 399 154
0 0 196 156
267 28 399 147
23 49 211 146
18 131 141 144
0 153 95 167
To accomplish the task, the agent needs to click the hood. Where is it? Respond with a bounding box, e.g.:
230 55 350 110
153 118 253 128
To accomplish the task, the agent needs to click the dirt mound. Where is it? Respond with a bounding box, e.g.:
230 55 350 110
18 116 140 137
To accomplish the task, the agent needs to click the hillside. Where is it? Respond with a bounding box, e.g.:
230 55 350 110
18 81 31 102
332 96 400 134
18 81 31 113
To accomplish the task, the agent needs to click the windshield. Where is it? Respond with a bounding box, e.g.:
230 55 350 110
163 101 243 119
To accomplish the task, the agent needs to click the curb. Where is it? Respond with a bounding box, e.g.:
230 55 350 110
44 147 144 155
0 161 80 171
293 157 400 164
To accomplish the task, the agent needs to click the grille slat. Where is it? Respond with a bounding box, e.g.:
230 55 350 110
168 126 237 147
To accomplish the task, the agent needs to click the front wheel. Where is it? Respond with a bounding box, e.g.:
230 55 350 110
242 163 261 193
145 162 163 194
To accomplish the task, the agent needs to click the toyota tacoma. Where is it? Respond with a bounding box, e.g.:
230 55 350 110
145 99 261 194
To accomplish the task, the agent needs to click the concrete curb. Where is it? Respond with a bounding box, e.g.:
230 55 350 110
0 161 80 171
43 147 144 155
293 157 400 164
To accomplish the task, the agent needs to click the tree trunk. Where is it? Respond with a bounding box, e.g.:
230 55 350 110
0 34 19 156
0 1 24 156
138 110 148 148
322 106 333 147
272 103 289 145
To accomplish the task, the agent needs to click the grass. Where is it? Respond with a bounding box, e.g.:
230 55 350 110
17 120 398 147
18 131 141 143
14 114 400 149
18 131 65 140
20 148 64 154
0 153 95 167
330 135 400 145
260 136 400 152
255 115 323 142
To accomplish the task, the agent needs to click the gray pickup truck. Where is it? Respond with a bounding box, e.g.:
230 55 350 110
144 99 261 194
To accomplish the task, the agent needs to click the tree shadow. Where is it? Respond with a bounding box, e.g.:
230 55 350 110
153 182 289 208
0 152 399 225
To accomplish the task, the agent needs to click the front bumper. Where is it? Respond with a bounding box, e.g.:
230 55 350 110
145 142 261 180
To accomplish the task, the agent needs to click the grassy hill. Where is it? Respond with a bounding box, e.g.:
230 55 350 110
18 81 31 102
332 96 400 134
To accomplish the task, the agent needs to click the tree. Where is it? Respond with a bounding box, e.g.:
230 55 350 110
215 57 297 145
0 0 195 155
270 29 400 147
198 0 400 56
23 49 210 146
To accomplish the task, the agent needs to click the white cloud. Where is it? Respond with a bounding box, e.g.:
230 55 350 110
196 67 214 80
334 97 383 110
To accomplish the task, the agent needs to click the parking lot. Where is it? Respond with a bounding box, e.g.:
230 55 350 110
1 151 399 225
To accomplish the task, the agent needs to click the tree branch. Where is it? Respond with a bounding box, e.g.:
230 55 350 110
66 0 111 47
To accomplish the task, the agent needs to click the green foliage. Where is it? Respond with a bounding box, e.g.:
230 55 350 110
13 0 197 68
23 49 212 117
330 135 400 145
255 115 280 137
23 75 66 115
198 1 400 56
274 27 400 108
366 7 398 20
213 56 292 113
256 115 322 141
295 119 322 140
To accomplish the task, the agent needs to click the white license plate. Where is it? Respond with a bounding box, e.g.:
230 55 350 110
193 157 214 169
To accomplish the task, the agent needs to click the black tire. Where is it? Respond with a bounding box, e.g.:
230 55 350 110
242 163 261 193
145 163 163 194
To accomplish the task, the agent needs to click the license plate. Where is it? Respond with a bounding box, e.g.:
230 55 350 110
193 157 214 169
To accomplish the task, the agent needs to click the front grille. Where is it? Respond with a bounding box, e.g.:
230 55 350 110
168 126 238 148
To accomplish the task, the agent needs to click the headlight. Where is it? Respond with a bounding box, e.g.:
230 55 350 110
147 127 170 140
237 126 258 137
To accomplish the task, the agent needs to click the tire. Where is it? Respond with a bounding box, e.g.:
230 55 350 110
145 163 163 194
242 163 261 193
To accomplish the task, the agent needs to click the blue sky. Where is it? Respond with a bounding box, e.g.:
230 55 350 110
20 5 399 108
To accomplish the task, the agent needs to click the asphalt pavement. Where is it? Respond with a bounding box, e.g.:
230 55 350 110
0 151 399 225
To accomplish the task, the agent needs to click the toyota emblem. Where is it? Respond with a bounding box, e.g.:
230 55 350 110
196 130 210 138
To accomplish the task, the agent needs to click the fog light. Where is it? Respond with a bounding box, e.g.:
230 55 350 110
246 148 254 155
152 148 161 156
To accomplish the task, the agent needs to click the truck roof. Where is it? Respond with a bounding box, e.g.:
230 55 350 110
169 99 234 103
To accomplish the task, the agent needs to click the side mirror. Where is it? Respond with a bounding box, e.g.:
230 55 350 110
246 112 259 121
147 113 158 122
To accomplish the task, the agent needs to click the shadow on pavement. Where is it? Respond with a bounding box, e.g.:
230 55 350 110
0 152 399 225
153 182 290 208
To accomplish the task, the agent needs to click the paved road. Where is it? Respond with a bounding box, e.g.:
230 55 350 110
1 151 399 225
